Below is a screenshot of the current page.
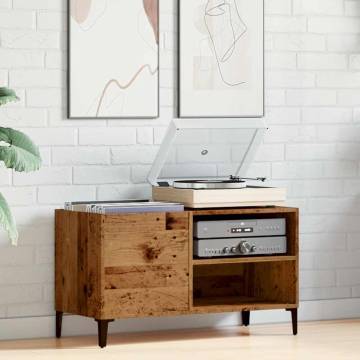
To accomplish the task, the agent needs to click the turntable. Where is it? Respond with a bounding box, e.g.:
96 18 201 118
148 119 286 208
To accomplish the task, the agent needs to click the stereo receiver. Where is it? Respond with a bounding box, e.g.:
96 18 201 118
194 218 287 258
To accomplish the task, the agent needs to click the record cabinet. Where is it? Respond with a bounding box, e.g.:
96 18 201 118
55 206 299 348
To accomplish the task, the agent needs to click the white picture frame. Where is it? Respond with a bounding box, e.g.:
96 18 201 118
68 0 159 119
178 0 264 118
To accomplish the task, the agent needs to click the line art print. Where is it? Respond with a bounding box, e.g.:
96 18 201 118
69 0 159 119
179 0 264 118
95 64 158 117
204 0 247 87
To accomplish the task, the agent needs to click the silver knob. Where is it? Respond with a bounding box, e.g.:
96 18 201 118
223 247 230 254
239 241 251 254
251 245 257 253
230 246 238 253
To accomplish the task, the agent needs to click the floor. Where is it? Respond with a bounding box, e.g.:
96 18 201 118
0 320 359 359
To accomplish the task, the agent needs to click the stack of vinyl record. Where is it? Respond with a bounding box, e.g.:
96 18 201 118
64 200 184 214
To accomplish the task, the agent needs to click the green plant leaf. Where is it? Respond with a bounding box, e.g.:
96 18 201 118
0 127 41 172
0 192 18 245
0 87 19 106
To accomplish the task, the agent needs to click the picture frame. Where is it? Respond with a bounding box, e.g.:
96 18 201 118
68 0 159 119
178 0 264 118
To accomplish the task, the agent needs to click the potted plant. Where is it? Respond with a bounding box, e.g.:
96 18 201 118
0 87 42 245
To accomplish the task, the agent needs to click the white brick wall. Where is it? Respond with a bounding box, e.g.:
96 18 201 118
0 0 360 322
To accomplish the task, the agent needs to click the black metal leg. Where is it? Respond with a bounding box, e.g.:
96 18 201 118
56 311 63 338
95 319 114 348
242 311 250 326
287 309 298 335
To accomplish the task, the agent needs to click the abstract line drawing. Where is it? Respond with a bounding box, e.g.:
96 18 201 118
69 0 159 118
204 0 247 86
178 0 264 118
95 64 158 116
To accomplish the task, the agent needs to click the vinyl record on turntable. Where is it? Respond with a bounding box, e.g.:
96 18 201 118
173 179 247 189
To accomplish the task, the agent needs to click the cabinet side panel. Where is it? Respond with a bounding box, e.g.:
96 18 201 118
86 213 104 318
77 212 88 315
55 210 64 311
55 210 104 318
284 209 299 305
188 212 194 308
286 210 299 256
55 210 79 314
293 209 299 305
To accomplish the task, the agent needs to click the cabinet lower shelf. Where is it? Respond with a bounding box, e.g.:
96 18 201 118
192 296 297 313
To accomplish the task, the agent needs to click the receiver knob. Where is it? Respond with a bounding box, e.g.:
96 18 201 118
251 245 257 253
239 241 251 254
223 247 230 254
230 246 237 253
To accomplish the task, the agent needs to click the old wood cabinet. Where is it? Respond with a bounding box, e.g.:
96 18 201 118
55 206 299 348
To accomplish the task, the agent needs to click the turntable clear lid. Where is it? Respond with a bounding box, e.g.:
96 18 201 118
148 119 267 186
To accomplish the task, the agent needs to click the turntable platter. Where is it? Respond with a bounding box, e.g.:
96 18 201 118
173 179 247 190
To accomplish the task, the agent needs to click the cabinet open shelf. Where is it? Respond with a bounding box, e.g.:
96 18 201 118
192 298 298 314
192 296 296 313
192 255 296 266
192 260 297 311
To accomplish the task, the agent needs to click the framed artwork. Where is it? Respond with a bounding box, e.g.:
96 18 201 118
68 0 159 119
178 0 264 118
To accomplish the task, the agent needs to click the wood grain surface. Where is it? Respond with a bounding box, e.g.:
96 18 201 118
55 210 104 318
55 210 191 320
55 206 298 320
